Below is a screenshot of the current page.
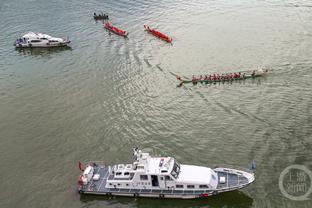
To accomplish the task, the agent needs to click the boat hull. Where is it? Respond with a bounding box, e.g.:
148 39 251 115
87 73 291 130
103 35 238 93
78 164 253 199
14 41 70 48
94 15 109 20
180 74 264 85
104 22 127 37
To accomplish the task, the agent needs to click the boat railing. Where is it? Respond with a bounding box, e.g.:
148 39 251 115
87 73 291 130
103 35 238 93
212 164 255 174
85 161 107 167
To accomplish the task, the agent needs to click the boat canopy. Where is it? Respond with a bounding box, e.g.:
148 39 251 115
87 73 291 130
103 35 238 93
22 32 63 42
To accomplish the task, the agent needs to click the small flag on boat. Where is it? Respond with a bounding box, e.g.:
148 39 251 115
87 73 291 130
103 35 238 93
78 161 84 171
249 160 256 171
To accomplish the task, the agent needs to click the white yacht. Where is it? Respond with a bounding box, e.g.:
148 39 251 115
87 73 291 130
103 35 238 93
14 32 70 48
77 148 255 199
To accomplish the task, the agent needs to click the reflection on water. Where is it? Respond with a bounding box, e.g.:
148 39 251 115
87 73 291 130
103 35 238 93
80 191 253 208
15 46 72 57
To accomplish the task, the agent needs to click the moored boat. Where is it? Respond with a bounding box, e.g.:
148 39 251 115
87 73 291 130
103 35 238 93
14 32 70 48
104 22 128 37
177 68 268 85
77 148 255 199
144 25 172 43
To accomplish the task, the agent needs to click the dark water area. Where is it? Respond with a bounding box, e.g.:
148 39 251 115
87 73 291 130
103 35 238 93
0 0 312 207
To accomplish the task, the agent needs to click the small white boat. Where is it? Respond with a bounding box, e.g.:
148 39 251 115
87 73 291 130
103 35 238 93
77 148 255 199
14 32 70 48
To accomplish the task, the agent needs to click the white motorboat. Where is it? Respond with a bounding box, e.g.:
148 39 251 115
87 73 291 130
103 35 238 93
14 32 70 48
77 148 255 199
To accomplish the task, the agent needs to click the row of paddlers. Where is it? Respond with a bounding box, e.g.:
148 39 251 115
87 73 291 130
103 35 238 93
176 68 268 85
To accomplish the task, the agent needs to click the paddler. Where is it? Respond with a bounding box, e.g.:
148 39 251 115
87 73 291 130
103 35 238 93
251 70 256 77
216 74 220 80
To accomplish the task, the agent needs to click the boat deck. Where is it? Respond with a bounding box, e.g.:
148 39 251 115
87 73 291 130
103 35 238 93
216 171 250 192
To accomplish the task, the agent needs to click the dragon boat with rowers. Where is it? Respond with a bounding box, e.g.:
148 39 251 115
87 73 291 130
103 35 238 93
77 148 255 199
177 67 268 85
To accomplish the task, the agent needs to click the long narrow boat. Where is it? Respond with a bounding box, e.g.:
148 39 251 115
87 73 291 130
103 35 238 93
144 25 172 43
177 68 268 85
104 22 128 37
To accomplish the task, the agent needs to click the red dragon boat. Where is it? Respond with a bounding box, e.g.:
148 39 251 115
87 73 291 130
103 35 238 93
144 25 172 43
104 22 128 37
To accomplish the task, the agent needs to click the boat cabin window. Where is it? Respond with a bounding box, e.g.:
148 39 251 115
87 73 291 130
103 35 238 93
140 175 148 180
165 176 173 181
126 164 132 169
161 170 168 173
171 161 180 179
40 38 48 40
199 185 208 188
31 40 41 43
124 172 129 176
115 172 122 176
176 185 183 188
187 185 195 189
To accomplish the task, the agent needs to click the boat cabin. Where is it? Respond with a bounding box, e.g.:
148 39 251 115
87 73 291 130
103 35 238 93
105 149 218 191
14 32 70 48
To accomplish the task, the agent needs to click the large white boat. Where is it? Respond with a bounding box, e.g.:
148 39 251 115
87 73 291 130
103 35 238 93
77 148 255 199
14 32 70 48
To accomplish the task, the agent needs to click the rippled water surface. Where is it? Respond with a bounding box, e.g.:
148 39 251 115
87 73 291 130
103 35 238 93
1 0 312 207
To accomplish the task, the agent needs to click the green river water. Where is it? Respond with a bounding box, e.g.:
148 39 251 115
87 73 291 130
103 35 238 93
0 0 312 207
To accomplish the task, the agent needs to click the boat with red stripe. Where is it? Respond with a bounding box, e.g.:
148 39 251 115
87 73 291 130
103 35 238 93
77 148 255 199
144 25 172 43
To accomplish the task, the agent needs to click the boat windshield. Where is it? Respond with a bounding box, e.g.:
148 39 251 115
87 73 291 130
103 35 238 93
171 160 180 179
